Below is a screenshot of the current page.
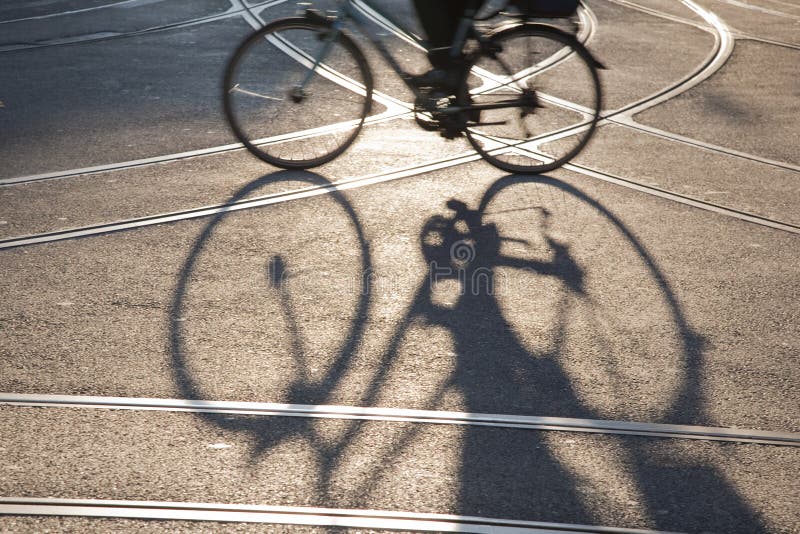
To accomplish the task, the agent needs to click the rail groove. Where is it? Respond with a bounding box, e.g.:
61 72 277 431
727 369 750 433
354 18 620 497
0 498 672 533
2 393 798 446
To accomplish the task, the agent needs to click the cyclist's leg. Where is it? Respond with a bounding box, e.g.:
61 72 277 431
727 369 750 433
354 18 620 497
412 0 470 90
461 24 602 173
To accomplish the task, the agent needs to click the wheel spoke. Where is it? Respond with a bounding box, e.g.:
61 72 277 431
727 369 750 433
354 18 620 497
223 19 371 169
462 25 601 174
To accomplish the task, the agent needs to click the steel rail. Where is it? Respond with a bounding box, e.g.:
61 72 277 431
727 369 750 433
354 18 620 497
0 108 411 187
564 160 800 233
0 0 592 187
237 0 412 114
608 0 734 119
5 0 778 193
733 33 800 50
2 134 798 253
714 0 800 20
603 1 800 172
0 497 672 533
9 0 787 192
0 0 794 241
0 0 147 24
762 0 800 9
608 0 800 51
0 0 280 53
606 119 800 173
1 393 798 446
0 0 416 188
0 150 481 250
604 0 713 31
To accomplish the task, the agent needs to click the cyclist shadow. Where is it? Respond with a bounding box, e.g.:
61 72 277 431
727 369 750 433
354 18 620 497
356 174 765 530
354 176 765 532
169 171 765 532
358 193 596 520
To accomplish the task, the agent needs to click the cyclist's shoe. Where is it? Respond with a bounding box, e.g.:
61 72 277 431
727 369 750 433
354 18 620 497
410 60 468 94
411 68 458 92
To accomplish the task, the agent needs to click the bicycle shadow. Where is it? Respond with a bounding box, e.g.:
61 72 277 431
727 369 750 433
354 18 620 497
169 169 374 496
169 170 765 532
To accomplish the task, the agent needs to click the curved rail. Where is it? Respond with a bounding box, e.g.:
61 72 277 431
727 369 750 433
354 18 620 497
1 144 798 253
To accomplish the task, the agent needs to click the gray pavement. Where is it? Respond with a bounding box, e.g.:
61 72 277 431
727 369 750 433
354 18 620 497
1 0 798 533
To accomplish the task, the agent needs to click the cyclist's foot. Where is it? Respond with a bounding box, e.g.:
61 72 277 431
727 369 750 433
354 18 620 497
410 67 462 94
414 111 439 132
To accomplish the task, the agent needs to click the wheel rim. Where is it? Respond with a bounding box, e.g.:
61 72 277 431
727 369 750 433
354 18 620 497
224 21 371 169
463 27 601 173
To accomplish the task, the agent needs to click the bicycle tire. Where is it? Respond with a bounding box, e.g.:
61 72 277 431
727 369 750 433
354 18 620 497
223 17 373 169
460 24 602 174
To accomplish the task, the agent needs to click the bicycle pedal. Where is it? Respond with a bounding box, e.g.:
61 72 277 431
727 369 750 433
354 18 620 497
471 120 507 126
440 128 464 140
414 112 440 132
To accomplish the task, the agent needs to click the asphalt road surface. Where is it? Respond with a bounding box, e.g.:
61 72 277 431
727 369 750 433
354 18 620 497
1 0 799 532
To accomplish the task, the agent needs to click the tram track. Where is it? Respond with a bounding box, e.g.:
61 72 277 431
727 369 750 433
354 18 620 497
0 1 794 230
0 0 592 187
735 33 800 49
0 498 670 533
0 1 797 250
3 0 790 188
1 393 798 446
714 0 800 20
1 139 798 253
0 0 282 53
0 0 152 25
2 5 798 531
3 0 795 191
610 0 800 49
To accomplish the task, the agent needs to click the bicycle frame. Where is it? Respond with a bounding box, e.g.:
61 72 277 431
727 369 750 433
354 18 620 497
224 0 601 173
300 0 492 101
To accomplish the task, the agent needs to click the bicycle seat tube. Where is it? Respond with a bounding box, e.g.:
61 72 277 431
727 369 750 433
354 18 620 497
448 5 479 59
296 3 351 93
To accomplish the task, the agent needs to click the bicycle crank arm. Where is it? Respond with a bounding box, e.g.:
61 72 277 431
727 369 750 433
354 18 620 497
469 120 508 126
466 99 538 112
444 99 538 116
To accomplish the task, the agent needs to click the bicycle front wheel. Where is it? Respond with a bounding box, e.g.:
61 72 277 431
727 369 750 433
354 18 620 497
462 24 601 174
223 18 373 169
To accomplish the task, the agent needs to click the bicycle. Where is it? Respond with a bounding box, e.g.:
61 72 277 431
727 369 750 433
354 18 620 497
223 0 603 174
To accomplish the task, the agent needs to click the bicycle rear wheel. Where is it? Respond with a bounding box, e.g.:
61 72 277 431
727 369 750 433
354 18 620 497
461 24 601 174
223 18 373 169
